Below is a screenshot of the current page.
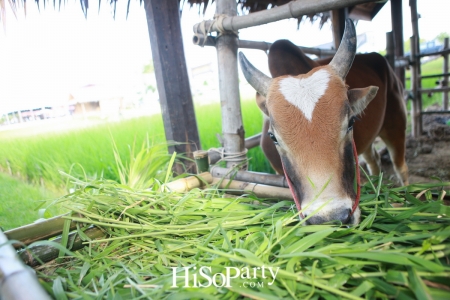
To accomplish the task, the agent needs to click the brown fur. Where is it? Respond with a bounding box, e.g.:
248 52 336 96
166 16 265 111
262 40 408 186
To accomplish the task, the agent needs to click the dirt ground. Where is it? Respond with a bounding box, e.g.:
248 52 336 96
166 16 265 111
371 108 450 185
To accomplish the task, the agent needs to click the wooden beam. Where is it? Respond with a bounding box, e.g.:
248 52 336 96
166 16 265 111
331 8 348 49
144 0 200 174
391 0 405 86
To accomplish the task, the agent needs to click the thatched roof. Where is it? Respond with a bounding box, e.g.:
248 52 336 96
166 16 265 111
1 0 386 26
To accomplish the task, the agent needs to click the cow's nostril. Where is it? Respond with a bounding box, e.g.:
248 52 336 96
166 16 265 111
340 209 352 224
304 209 352 225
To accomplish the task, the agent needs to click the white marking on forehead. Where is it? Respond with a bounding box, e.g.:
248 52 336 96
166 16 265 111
278 69 330 121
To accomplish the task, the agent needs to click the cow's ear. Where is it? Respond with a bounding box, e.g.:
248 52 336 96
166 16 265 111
348 86 378 115
256 92 269 116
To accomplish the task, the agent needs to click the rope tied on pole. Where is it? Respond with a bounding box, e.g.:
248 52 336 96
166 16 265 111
209 147 248 168
193 14 238 47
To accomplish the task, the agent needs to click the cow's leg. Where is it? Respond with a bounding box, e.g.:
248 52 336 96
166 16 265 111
362 144 381 176
379 133 409 186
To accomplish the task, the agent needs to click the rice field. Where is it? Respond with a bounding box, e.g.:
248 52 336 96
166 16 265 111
0 99 271 193
0 172 61 231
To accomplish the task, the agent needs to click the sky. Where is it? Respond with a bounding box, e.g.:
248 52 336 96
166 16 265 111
0 0 448 114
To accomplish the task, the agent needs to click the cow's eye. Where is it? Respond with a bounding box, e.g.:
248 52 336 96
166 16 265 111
347 116 356 133
268 132 278 145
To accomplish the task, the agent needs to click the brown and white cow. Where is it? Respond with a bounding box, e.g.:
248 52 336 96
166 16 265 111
239 19 408 225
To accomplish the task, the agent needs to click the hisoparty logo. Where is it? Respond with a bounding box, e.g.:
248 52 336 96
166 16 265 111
171 266 280 288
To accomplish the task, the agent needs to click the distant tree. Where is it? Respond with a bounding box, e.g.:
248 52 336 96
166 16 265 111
143 61 155 74
403 37 426 53
436 32 450 43
142 61 157 95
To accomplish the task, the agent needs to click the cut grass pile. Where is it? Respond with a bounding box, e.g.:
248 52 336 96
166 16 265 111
34 176 450 299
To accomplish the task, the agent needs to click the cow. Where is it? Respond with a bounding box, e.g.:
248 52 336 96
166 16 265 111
239 19 408 225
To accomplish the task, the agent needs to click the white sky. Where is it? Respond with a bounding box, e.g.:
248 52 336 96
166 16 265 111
0 0 448 114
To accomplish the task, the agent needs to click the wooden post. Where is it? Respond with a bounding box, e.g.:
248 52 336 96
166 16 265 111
386 31 395 69
215 0 246 168
391 0 405 86
443 38 449 110
410 35 422 137
144 0 200 174
409 0 422 137
331 8 348 49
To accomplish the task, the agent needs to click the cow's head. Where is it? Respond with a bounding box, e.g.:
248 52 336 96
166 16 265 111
239 20 378 225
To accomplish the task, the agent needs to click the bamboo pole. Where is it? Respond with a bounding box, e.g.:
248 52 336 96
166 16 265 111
386 32 395 69
193 150 209 173
0 230 52 299
216 0 246 169
410 35 422 137
194 37 336 57
419 87 450 94
443 38 449 110
162 172 213 192
210 166 288 188
193 0 373 35
4 213 82 249
418 48 450 58
409 0 422 137
18 227 105 267
395 58 410 68
244 133 262 150
212 177 293 200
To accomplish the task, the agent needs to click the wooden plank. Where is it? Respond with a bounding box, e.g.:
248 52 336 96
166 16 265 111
144 0 200 174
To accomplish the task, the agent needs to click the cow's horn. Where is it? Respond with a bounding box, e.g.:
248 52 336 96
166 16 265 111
329 19 357 80
239 52 272 97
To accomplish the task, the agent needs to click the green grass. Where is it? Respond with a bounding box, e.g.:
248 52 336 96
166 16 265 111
32 175 450 299
0 172 62 230
0 99 270 193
